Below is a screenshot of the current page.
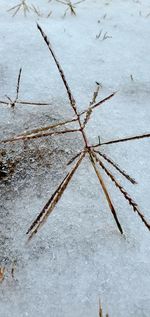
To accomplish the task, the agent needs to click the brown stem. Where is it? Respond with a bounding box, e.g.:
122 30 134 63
92 150 150 231
0 128 80 144
93 133 150 147
89 149 123 234
94 150 137 184
37 23 89 148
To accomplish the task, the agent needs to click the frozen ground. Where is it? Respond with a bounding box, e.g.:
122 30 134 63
0 0 150 316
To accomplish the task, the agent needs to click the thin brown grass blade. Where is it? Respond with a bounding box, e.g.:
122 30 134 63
0 128 80 144
67 151 83 165
27 151 85 239
0 100 52 106
79 92 116 117
0 101 9 105
97 133 150 146
37 23 76 111
99 300 103 317
16 100 52 106
19 117 77 137
89 82 101 107
94 150 137 184
15 68 22 102
89 150 123 234
92 151 150 231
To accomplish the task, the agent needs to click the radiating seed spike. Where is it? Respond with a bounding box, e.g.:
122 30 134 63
37 23 77 111
94 150 137 184
92 150 150 231
89 150 123 234
27 152 85 239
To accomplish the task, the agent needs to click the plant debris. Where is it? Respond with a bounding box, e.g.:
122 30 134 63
1 24 150 240
0 267 5 283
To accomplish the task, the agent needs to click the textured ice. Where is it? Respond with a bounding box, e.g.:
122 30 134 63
0 0 150 316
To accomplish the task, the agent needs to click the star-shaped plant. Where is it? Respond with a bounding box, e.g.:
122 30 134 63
1 24 150 240
55 0 86 16
0 68 51 108
7 0 44 17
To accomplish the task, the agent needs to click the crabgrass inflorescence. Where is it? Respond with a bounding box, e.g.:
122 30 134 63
0 24 150 240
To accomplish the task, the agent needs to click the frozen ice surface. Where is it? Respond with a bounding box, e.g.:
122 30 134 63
0 0 150 316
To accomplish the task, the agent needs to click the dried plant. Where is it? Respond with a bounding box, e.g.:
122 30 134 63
1 24 150 240
99 301 109 317
0 267 5 283
96 29 112 41
0 68 51 108
55 0 86 16
7 0 44 17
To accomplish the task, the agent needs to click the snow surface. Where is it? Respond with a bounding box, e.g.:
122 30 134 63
0 0 150 316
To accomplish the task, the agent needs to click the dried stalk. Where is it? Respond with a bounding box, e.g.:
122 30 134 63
0 68 52 108
67 151 83 165
92 150 150 231
27 151 85 239
37 23 76 112
89 82 101 106
15 68 22 104
18 117 78 137
56 0 86 16
79 92 116 117
0 128 80 144
2 24 150 239
89 150 123 234
94 150 137 184
7 0 30 17
93 133 150 147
